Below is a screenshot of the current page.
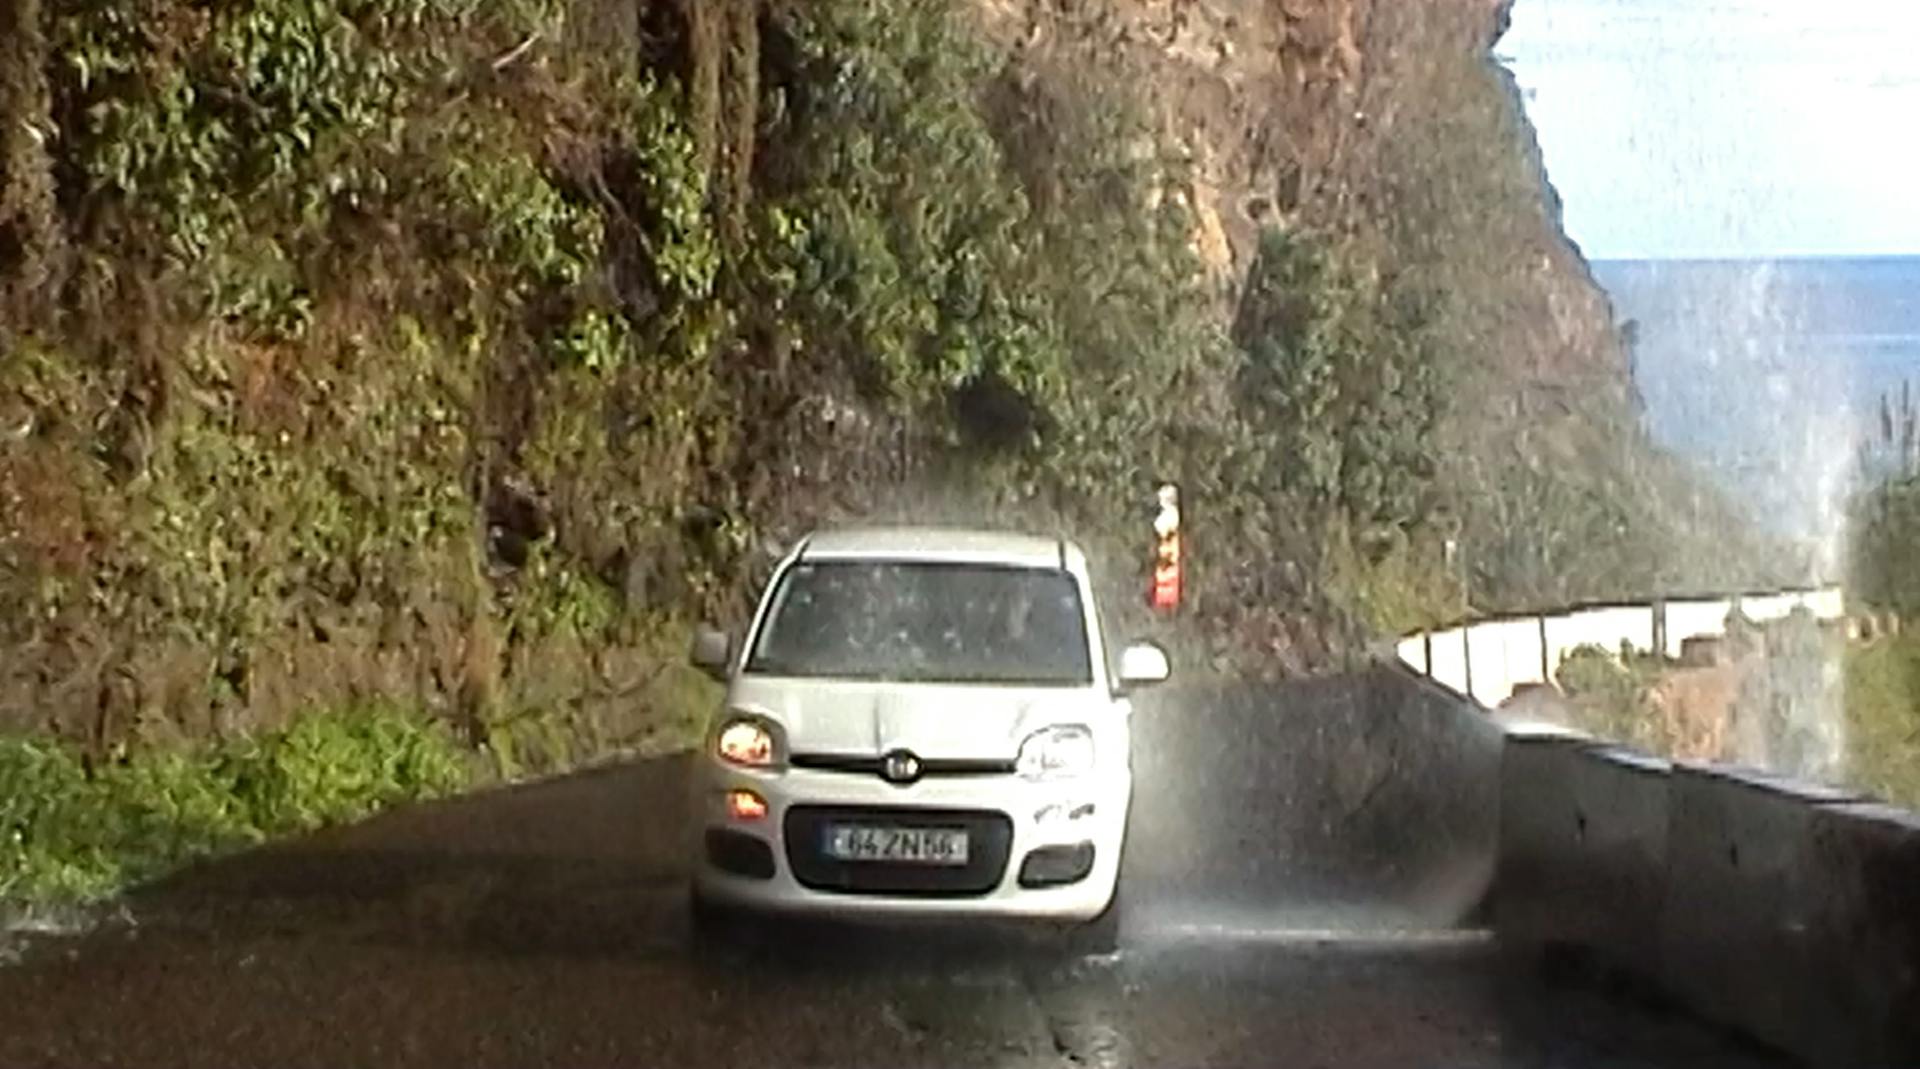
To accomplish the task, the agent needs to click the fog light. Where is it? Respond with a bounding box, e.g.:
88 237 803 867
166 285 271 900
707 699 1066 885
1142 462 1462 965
726 789 768 821
706 829 775 878
1019 842 1096 888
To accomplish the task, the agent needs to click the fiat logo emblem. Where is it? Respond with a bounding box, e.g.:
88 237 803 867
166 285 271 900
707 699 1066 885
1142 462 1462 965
881 749 922 785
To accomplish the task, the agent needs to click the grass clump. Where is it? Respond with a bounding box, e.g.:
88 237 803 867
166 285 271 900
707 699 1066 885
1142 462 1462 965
1841 384 1920 806
1 705 470 908
223 705 471 837
1554 627 1920 810
1554 643 1665 751
1842 634 1920 810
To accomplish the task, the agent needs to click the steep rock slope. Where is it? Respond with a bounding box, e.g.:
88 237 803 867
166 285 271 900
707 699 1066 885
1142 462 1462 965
968 0 1778 615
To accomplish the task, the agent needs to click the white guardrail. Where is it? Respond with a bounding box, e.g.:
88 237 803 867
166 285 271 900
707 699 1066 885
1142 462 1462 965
1396 587 1848 707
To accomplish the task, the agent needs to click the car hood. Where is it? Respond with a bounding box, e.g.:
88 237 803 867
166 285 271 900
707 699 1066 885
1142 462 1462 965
725 675 1109 761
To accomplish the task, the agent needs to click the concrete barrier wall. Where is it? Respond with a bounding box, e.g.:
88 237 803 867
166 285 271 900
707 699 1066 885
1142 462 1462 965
1661 765 1867 1059
1367 662 1917 1064
1374 664 1912 1059
1464 622 1512 706
1492 729 1920 1068
1396 635 1427 676
1804 587 1846 619
1663 598 1735 658
1739 592 1800 622
1475 617 1546 708
1496 733 1672 980
1803 802 1920 1062
1428 626 1470 696
1396 586 1844 706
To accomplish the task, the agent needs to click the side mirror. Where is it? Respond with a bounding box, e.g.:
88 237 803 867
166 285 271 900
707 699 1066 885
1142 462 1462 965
1117 641 1171 689
690 627 733 682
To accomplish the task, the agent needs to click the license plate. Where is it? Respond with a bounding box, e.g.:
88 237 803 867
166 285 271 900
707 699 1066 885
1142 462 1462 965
823 824 970 865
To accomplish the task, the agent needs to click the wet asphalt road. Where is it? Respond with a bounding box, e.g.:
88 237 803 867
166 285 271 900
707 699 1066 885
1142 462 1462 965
0 676 1792 1068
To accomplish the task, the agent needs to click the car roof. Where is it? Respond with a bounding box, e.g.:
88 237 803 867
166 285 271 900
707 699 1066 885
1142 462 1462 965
797 526 1073 569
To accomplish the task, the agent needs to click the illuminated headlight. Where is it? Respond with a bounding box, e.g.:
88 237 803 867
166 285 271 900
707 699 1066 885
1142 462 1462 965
716 718 775 767
1016 725 1095 780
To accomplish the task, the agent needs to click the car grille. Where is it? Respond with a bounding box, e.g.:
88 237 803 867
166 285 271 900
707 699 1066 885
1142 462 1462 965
784 805 1014 897
790 753 1016 778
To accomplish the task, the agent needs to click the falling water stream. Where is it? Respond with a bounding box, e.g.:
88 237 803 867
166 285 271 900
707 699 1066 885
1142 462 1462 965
1596 255 1873 780
1500 1 1920 793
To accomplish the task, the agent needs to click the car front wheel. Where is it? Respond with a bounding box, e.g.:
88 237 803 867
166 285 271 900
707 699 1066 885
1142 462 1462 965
1064 885 1123 956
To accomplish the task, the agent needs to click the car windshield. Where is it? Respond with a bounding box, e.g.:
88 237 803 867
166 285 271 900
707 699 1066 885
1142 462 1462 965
745 561 1092 685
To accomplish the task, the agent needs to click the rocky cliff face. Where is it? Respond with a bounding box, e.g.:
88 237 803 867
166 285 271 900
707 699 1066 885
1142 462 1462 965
974 0 1372 282
984 0 1778 612
983 0 1374 282
973 0 1629 395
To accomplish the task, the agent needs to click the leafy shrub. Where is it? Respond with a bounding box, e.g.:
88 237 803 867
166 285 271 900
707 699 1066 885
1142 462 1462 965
439 127 605 291
1232 227 1438 537
0 738 122 902
1842 633 1920 808
93 751 263 881
1555 643 1660 747
0 705 470 907
1849 384 1920 617
1556 644 1638 702
224 705 470 836
761 0 1063 410
1322 519 1465 635
620 75 721 314
1843 385 1920 805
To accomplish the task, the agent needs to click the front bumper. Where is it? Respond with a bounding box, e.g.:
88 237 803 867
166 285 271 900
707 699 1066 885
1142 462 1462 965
690 760 1130 922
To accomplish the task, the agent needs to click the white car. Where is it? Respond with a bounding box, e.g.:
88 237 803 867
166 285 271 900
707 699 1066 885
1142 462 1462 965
687 526 1171 950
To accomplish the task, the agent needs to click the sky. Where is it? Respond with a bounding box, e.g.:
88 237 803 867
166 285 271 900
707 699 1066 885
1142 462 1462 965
1499 0 1920 260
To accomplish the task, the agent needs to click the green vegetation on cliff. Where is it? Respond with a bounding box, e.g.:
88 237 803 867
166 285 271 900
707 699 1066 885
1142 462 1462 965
1841 385 1920 806
1850 385 1920 618
1841 634 1920 809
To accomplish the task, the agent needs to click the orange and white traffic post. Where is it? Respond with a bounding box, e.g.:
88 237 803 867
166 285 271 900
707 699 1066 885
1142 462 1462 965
1150 482 1181 613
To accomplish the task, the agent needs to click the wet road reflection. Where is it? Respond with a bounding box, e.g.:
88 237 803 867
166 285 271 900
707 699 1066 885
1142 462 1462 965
0 681 1791 1067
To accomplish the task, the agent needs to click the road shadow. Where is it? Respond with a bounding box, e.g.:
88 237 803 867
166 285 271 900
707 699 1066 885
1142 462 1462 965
117 753 1102 976
93 664 1506 969
121 756 697 960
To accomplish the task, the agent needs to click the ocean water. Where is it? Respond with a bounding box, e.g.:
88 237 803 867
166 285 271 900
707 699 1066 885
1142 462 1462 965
1592 256 1920 569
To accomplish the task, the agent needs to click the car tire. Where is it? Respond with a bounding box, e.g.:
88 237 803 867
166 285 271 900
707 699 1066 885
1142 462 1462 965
1065 884 1124 956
